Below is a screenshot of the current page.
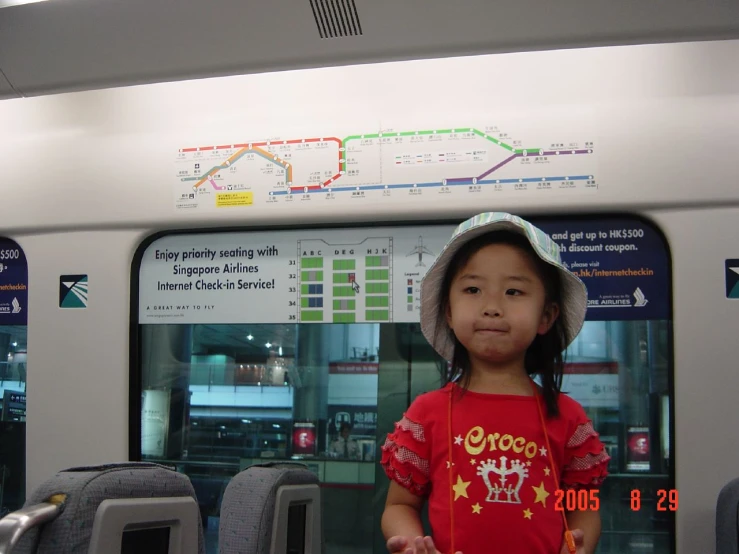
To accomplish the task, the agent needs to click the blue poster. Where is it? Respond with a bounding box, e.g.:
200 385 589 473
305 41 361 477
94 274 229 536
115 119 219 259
0 238 28 325
535 218 669 321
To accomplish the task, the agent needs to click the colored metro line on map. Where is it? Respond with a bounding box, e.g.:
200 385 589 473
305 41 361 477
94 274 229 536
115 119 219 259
174 124 598 209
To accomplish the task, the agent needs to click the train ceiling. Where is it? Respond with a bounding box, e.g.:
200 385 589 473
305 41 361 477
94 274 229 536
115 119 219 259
0 0 738 100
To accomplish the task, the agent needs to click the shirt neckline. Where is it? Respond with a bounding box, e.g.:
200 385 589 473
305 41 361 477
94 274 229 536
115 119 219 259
447 381 538 401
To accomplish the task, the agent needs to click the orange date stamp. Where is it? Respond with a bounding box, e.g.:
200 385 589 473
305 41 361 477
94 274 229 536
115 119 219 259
554 489 679 512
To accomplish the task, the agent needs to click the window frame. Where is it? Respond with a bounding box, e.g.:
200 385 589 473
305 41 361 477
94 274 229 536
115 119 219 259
128 212 675 551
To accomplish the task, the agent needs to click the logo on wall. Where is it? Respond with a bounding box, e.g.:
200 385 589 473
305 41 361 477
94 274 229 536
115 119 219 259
633 288 648 307
59 274 89 308
726 259 739 299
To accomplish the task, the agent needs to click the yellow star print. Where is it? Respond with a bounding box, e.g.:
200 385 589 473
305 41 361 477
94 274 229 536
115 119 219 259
452 475 471 501
523 508 533 519
544 467 551 477
532 482 550 507
472 503 482 514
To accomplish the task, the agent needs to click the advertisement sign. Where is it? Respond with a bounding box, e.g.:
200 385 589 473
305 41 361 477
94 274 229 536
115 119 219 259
537 218 669 321
292 422 317 456
561 360 619 408
141 390 171 457
138 217 669 324
0 238 27 326
328 362 378 375
561 374 619 409
138 225 453 325
1 390 26 422
327 405 378 437
626 426 651 472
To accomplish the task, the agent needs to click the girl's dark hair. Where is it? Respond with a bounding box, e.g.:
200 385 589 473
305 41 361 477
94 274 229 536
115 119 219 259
436 230 568 418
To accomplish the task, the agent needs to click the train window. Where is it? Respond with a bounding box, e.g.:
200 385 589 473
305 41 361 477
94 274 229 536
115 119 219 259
131 215 673 554
0 237 28 518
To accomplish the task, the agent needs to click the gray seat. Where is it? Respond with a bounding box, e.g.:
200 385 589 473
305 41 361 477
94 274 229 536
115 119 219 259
0 461 204 554
717 477 739 553
219 462 322 554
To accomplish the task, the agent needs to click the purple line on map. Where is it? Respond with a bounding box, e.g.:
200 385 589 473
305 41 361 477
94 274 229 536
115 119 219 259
477 154 520 180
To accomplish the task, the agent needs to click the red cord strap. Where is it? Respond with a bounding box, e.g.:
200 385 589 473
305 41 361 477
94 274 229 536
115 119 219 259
532 380 577 554
447 388 456 554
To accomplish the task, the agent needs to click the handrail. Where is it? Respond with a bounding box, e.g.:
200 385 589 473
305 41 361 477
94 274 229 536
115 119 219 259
0 497 64 554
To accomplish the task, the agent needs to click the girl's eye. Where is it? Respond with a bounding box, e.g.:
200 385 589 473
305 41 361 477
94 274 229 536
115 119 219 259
506 289 522 296
463 286 480 294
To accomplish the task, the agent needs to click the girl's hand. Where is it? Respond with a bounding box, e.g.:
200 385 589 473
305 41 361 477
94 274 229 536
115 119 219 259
386 535 463 554
386 536 410 553
559 529 586 554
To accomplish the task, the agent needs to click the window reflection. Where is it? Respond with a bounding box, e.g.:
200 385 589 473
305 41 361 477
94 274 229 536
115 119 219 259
0 328 26 399
139 318 671 553
0 324 27 517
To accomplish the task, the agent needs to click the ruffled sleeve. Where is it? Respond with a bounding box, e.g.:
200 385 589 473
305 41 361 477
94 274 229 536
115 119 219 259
380 396 431 497
561 403 611 491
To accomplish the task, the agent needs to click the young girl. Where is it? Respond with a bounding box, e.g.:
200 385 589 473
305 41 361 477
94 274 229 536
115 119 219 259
380 213 610 554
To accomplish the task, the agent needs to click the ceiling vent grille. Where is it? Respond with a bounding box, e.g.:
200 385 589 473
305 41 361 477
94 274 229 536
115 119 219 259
309 0 363 38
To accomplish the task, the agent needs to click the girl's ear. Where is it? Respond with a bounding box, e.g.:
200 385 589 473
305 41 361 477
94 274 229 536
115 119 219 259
537 302 560 335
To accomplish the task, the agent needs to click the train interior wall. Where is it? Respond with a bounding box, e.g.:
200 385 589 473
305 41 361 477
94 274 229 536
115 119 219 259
0 39 737 553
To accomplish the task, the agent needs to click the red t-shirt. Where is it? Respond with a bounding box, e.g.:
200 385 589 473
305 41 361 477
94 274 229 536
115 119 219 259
381 383 610 554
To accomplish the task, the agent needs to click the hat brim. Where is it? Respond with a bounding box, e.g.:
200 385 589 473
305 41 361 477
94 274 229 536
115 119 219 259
419 217 588 361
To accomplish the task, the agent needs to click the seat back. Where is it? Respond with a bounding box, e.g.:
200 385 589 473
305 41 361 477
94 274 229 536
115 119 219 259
219 462 321 554
4 462 204 554
717 477 739 553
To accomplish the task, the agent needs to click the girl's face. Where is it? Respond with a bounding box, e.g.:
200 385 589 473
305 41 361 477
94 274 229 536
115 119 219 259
445 243 559 370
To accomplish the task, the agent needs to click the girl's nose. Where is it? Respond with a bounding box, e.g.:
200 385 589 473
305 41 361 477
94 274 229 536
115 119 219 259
483 303 502 317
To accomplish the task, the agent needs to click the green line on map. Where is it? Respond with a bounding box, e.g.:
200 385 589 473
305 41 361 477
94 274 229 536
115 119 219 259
340 127 524 171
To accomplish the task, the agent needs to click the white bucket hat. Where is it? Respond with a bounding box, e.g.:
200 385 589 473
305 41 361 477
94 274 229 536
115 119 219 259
420 212 588 361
